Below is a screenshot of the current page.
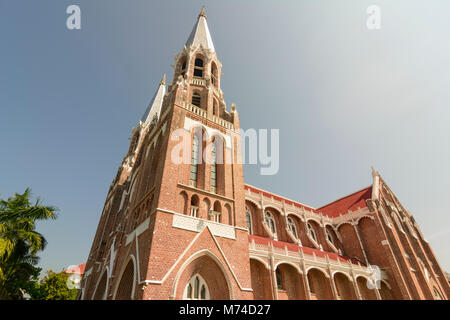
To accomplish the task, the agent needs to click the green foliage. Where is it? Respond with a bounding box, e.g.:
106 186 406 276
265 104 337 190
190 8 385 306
29 270 78 300
0 188 57 300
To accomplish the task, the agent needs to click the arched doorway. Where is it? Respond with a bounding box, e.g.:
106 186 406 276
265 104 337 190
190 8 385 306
307 268 333 300
175 253 231 300
114 258 136 300
276 263 306 300
333 272 356 300
250 258 272 300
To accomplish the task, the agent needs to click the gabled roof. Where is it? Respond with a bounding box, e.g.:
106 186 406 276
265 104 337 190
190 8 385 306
185 7 215 52
245 184 373 219
140 75 166 124
316 186 373 218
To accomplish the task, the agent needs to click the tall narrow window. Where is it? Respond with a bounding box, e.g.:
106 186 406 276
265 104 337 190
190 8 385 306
190 196 199 217
287 217 297 239
190 134 199 187
307 223 316 242
184 274 210 300
326 229 334 244
210 140 217 193
194 276 199 298
246 208 252 234
276 268 283 290
192 92 201 107
265 212 276 234
186 284 192 298
194 58 204 77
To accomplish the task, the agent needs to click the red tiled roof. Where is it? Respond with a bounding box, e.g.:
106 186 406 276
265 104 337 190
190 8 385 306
245 184 373 218
248 235 361 265
316 186 372 218
65 263 86 275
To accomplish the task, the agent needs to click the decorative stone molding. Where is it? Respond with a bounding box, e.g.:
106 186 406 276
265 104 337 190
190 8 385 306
125 217 150 246
172 212 236 240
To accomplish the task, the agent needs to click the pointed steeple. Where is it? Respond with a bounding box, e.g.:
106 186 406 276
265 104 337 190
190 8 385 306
185 7 215 52
141 74 166 124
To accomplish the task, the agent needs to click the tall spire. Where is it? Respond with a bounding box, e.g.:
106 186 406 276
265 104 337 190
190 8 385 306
141 74 166 124
185 7 215 52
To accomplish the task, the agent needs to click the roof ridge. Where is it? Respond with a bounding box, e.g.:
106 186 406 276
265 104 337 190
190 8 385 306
244 183 316 210
316 185 372 211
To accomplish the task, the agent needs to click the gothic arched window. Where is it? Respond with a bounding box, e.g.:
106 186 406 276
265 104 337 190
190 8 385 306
210 139 217 193
194 58 204 78
183 274 210 300
265 212 276 235
246 207 252 234
307 223 316 242
190 195 199 217
276 268 283 290
287 217 297 239
190 134 199 187
326 229 334 244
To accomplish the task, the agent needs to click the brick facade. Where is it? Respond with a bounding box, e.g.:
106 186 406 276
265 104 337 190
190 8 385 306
79 10 450 300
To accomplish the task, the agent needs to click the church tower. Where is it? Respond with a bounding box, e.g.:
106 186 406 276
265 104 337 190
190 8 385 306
80 8 253 300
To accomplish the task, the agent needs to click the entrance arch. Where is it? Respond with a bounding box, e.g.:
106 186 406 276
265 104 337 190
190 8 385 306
276 263 306 300
113 257 136 300
174 251 232 300
250 258 272 299
307 268 333 300
333 272 356 300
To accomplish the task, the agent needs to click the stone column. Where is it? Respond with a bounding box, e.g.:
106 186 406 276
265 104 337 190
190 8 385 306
300 249 311 300
326 256 339 300
350 263 363 300
268 243 278 300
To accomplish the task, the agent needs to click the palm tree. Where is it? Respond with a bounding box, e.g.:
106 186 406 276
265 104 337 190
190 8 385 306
0 188 57 299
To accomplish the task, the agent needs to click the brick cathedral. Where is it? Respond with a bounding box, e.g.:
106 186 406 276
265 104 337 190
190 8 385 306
80 9 449 300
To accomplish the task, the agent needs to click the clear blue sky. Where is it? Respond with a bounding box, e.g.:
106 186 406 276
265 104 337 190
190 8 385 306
1 0 449 273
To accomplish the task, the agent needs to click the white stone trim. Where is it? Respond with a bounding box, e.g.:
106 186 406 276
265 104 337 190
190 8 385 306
249 256 270 270
172 212 236 239
274 261 303 274
125 217 150 246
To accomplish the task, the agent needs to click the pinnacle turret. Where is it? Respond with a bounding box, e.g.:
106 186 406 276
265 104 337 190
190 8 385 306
140 74 166 124
185 7 215 52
